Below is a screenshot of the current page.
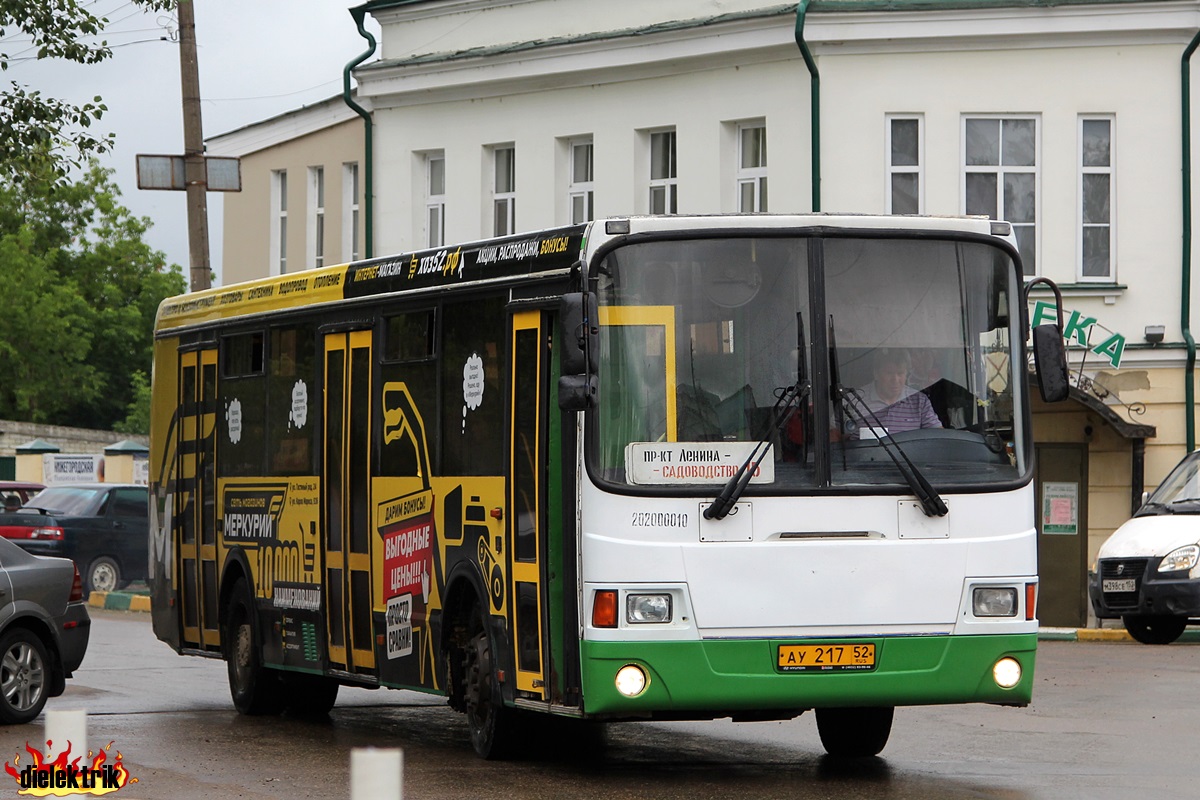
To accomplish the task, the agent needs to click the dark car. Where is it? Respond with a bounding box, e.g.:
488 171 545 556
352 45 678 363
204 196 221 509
0 484 148 595
0 536 90 724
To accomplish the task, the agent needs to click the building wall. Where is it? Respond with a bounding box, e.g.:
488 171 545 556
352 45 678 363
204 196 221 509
218 118 365 286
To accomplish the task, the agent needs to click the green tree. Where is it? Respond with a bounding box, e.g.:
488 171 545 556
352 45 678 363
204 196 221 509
0 162 185 428
0 0 176 185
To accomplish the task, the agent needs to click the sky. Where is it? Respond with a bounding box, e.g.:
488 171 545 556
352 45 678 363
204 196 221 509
6 0 380 287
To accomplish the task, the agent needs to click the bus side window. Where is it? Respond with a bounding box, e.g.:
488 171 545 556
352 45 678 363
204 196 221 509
268 325 317 475
440 298 505 476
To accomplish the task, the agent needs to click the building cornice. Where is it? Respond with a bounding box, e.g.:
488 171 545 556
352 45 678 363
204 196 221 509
354 2 1200 108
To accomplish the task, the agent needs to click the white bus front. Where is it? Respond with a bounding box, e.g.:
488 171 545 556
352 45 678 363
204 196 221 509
571 216 1038 755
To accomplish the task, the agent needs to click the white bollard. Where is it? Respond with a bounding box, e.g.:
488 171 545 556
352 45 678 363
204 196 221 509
44 709 87 764
350 747 403 800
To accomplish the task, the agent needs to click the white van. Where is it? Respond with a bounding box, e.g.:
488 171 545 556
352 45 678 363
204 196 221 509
1089 450 1200 644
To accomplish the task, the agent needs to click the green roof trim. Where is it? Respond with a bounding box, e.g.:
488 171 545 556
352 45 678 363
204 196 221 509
360 4 798 70
358 0 1178 71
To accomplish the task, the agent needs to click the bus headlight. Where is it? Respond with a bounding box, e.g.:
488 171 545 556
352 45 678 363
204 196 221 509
615 664 648 697
993 657 1022 689
1157 545 1199 574
973 587 1018 617
626 593 672 624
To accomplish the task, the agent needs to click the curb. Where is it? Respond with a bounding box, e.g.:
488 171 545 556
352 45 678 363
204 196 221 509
87 592 151 612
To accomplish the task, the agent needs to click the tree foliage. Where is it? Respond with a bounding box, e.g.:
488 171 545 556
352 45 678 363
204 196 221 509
0 162 185 429
0 0 177 185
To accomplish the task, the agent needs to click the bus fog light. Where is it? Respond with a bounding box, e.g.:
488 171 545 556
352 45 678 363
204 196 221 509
973 587 1017 617
993 657 1022 689
615 664 648 697
627 593 672 624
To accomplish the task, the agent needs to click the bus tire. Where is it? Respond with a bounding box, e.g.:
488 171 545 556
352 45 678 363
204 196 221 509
284 673 339 717
462 602 520 759
815 706 894 758
1122 614 1187 645
225 579 286 715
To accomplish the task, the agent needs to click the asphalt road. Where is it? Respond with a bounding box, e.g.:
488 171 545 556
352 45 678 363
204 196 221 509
2 609 1196 799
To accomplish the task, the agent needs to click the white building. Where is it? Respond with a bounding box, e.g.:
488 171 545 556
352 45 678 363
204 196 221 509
208 0 1200 626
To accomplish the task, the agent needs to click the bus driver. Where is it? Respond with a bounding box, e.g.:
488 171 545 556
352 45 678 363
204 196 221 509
852 348 942 435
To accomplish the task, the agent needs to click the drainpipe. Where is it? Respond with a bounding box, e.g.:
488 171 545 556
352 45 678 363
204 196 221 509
1183 31 1200 451
794 1 821 212
345 6 378 259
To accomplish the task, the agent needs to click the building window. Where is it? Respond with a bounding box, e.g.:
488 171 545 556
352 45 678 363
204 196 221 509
737 123 767 213
426 152 445 248
493 145 516 236
887 115 922 215
343 162 360 262
1080 116 1114 281
308 166 325 268
963 116 1039 275
649 129 677 215
568 138 594 224
271 169 288 275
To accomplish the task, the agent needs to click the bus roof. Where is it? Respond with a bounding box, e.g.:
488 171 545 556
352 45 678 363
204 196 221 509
155 213 1010 334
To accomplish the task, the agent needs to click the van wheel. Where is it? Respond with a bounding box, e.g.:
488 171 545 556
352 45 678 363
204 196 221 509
1122 614 1187 645
225 579 285 715
816 706 894 757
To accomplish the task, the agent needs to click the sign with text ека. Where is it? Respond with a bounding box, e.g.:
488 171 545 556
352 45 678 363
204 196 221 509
1031 301 1125 369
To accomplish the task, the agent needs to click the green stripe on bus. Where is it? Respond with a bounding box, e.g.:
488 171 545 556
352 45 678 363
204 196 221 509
579 634 1036 715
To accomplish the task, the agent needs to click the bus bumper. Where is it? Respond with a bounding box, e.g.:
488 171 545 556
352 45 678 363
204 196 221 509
579 633 1036 717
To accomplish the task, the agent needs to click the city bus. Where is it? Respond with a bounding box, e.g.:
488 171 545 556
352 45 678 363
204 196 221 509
148 214 1067 759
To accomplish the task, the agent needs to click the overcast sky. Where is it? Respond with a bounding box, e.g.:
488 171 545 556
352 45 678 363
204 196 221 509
8 0 380 287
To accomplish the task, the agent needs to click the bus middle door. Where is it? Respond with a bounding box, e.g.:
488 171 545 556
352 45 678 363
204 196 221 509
323 329 375 676
510 310 550 700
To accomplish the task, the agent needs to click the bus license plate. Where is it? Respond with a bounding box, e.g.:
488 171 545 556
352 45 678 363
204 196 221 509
777 643 876 672
1102 579 1137 593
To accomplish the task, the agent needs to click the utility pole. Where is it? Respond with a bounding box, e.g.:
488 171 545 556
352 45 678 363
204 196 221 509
178 0 211 291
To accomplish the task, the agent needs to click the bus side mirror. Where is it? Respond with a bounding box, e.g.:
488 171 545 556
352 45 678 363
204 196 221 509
559 292 599 411
1024 277 1069 403
1032 324 1069 403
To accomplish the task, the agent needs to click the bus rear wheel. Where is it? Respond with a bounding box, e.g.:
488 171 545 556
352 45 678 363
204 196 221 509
225 579 286 715
815 706 894 758
461 605 520 759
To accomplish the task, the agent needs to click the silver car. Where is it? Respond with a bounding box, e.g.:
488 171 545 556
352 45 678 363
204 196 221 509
0 536 90 724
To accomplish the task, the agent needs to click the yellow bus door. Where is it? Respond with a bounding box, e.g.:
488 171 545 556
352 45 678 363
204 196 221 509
510 310 548 698
177 347 220 650
323 330 376 674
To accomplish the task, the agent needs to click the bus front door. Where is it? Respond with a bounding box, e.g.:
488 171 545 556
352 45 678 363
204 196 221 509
510 310 549 700
323 330 376 675
177 347 220 651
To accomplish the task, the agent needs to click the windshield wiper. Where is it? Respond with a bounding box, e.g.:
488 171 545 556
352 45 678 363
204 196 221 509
704 313 810 522
704 381 808 521
829 317 947 518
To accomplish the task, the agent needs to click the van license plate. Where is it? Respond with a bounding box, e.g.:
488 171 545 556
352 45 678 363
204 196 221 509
778 644 875 672
1102 579 1136 593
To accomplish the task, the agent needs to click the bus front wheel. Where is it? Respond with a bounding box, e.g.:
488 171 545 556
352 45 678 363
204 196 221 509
225 579 286 715
461 606 520 759
815 706 894 758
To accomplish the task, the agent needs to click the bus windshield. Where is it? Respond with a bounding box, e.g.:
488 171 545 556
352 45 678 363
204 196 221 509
591 234 1027 493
